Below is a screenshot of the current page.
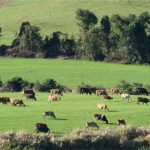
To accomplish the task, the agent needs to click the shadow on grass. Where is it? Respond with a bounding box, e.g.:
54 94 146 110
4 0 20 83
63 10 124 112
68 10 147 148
109 110 118 113
55 118 68 121
108 122 117 125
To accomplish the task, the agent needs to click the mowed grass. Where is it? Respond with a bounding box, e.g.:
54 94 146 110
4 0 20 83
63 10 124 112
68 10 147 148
0 58 149 135
0 0 150 44
0 92 149 136
0 58 150 89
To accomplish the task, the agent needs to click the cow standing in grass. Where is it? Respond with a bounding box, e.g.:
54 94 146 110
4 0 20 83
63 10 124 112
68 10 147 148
121 93 131 102
86 122 99 129
0 97 10 105
35 123 50 133
137 97 149 105
94 114 108 124
11 99 25 107
23 89 36 100
97 103 109 111
48 95 61 102
43 111 56 119
50 89 63 96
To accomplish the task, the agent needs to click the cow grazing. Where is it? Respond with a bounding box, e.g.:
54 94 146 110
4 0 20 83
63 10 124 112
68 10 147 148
103 95 113 100
86 122 99 129
11 99 25 107
50 89 63 96
94 114 108 124
137 97 149 105
97 103 109 111
48 95 61 102
25 94 36 101
35 123 50 133
135 88 148 96
111 88 121 94
43 111 56 119
121 93 131 102
96 89 107 96
0 97 10 105
118 119 126 125
79 87 92 95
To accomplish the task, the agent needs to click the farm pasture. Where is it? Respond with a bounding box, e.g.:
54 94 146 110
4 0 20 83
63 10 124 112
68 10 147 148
0 92 149 136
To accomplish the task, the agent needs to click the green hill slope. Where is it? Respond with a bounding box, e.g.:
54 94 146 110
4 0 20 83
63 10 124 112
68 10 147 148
0 0 150 44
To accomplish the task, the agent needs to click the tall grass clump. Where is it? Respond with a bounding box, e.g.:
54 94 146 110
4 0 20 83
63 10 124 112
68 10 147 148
0 126 150 149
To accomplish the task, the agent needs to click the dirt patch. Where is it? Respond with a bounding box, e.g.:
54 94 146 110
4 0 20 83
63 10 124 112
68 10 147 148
0 0 12 7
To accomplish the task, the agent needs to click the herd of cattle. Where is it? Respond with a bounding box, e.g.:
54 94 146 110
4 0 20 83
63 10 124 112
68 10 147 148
0 86 149 133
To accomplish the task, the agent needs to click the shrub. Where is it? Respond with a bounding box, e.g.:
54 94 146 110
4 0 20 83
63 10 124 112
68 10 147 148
34 79 57 92
0 77 3 87
4 77 30 92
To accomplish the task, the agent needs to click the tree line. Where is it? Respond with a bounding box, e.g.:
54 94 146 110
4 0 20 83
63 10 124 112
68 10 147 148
0 9 150 64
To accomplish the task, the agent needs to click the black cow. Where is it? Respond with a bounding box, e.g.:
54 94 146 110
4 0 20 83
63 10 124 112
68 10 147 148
35 123 50 133
94 114 108 124
0 97 10 105
118 119 126 125
135 88 148 96
79 87 92 95
25 94 36 101
137 97 149 105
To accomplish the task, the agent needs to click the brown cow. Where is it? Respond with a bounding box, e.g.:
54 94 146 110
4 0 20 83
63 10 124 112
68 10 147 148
48 95 61 102
11 99 25 107
0 97 10 105
103 95 113 100
111 88 121 94
23 89 35 95
97 103 109 111
96 89 107 96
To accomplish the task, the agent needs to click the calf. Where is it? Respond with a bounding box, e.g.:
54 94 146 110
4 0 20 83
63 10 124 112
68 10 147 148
35 123 50 133
121 93 131 102
0 97 10 105
25 94 36 101
48 95 60 102
94 114 108 124
118 119 126 125
137 97 149 105
97 103 109 111
103 95 113 100
43 111 56 119
86 122 99 129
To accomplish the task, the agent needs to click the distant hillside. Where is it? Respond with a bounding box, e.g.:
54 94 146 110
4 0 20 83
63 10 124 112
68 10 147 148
0 0 150 45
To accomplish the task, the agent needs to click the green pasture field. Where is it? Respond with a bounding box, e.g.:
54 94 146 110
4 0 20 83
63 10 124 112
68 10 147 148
0 0 150 44
0 58 149 89
0 58 150 135
0 92 149 136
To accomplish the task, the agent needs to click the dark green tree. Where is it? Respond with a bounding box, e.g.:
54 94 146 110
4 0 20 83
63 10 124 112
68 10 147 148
76 9 98 31
12 22 43 52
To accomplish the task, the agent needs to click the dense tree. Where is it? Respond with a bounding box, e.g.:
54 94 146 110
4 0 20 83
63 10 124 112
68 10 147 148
43 31 76 58
76 9 98 31
12 22 43 52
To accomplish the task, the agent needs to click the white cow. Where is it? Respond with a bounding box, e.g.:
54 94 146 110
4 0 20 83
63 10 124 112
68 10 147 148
121 93 131 102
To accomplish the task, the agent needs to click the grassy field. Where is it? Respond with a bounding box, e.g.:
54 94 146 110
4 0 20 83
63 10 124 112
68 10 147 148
0 0 150 44
0 58 149 89
0 92 149 136
0 58 150 136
